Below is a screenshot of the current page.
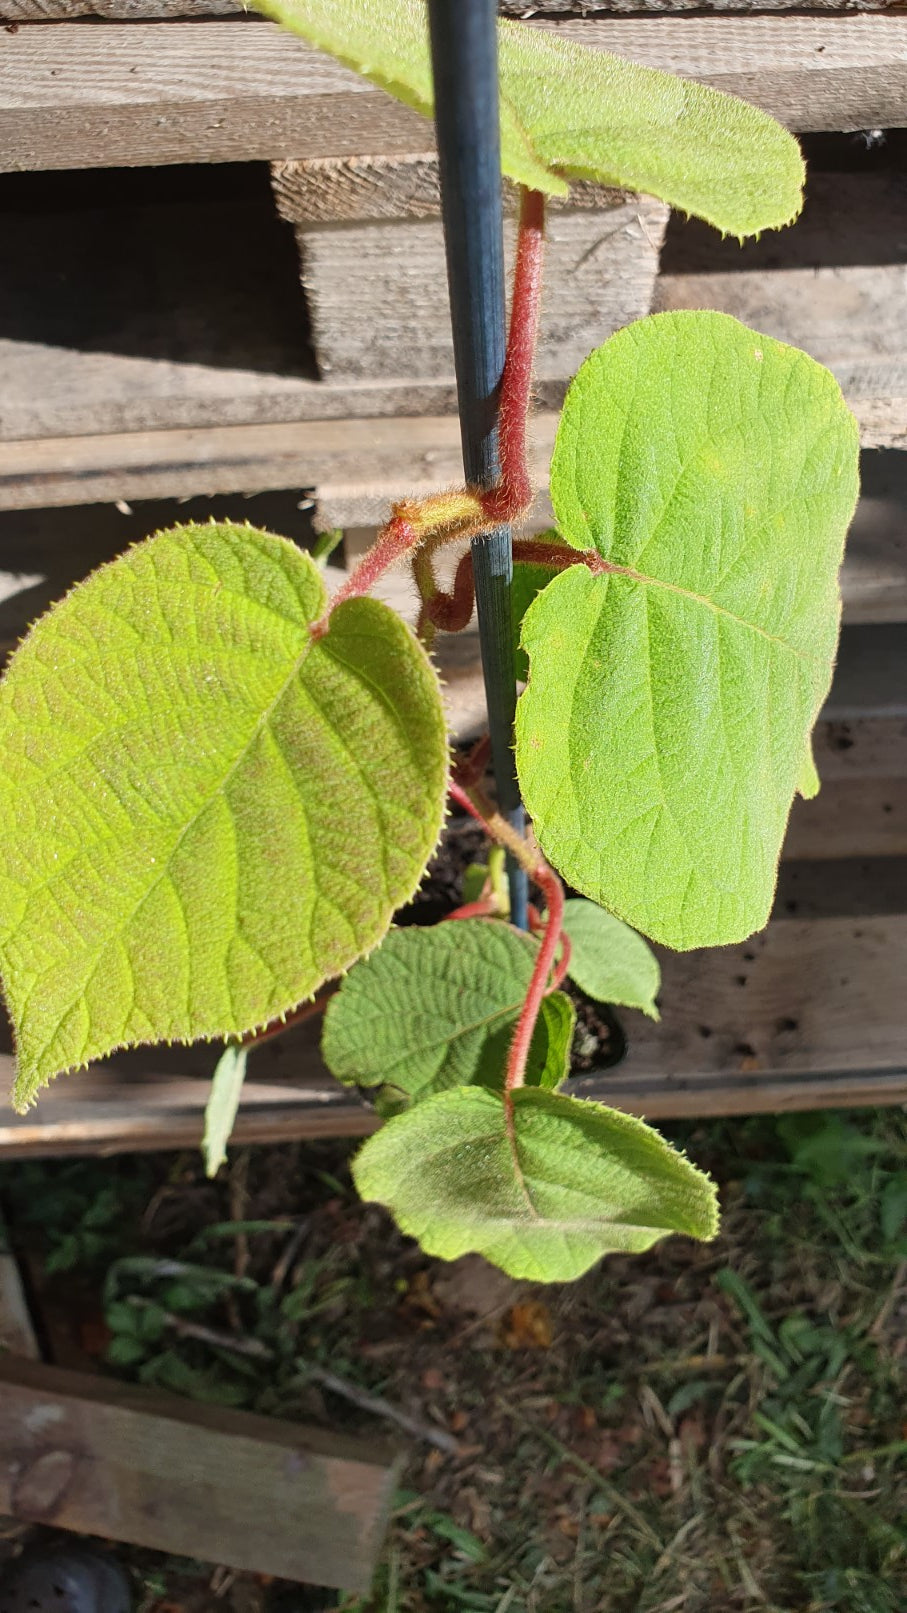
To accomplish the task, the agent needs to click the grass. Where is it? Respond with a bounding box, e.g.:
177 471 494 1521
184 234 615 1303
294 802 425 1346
1 1105 905 1613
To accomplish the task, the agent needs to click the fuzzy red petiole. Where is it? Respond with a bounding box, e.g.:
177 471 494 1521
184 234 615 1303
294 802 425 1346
444 899 501 922
504 861 565 1094
482 187 546 527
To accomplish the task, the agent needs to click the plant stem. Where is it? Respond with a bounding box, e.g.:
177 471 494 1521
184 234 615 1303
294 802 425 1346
484 188 547 526
504 860 564 1093
447 778 567 1092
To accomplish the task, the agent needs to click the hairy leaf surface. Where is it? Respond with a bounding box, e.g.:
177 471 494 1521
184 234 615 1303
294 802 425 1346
322 920 574 1102
0 523 448 1105
254 0 804 235
353 1085 719 1281
563 900 660 1018
516 312 859 949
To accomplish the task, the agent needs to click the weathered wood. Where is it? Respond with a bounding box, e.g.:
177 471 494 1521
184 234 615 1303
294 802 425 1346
1 899 906 1153
576 909 907 1116
273 155 636 226
1 1 899 16
284 164 907 398
0 1 241 15
1 19 906 174
655 173 907 408
298 202 668 382
0 1356 396 1590
2 2 899 18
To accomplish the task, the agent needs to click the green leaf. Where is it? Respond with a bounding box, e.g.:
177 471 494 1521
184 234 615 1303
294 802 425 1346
798 740 821 800
562 899 660 1019
253 0 804 236
203 1045 249 1179
353 1085 718 1281
0 522 448 1106
511 545 564 684
531 989 576 1093
516 312 859 949
460 863 490 905
322 919 574 1103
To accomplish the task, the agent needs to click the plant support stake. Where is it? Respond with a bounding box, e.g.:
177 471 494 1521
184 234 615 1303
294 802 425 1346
427 0 529 930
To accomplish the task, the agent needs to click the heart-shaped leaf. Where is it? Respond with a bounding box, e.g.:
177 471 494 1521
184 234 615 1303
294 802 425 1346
254 0 804 236
322 919 575 1103
516 311 859 949
562 900 660 1019
353 1084 719 1281
0 522 448 1106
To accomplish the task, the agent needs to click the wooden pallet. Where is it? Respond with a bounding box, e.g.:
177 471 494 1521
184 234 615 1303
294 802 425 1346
0 7 905 1147
2 17 907 174
0 622 904 1154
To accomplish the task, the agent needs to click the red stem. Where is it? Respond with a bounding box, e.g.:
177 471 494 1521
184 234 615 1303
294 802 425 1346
444 899 499 922
448 778 492 831
426 549 476 632
548 931 572 993
482 187 546 527
241 991 335 1050
311 513 418 638
505 861 565 1093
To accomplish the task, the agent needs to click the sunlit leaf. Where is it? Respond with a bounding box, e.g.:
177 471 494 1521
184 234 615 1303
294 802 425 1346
516 312 859 948
202 1044 249 1179
0 522 448 1105
254 0 804 235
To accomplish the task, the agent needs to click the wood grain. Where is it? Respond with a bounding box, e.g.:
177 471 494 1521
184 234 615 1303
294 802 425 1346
273 156 635 226
2 2 899 18
297 202 668 382
0 1356 396 1590
576 909 907 1116
1 901 906 1152
1 18 906 173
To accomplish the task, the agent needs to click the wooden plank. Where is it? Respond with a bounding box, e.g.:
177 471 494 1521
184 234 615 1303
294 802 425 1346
0 1 241 15
0 1356 396 1590
1 18 907 175
0 1062 377 1158
274 157 639 225
574 909 907 1116
655 172 907 408
296 202 668 383
2 2 897 19
0 427 904 637
1 903 906 1154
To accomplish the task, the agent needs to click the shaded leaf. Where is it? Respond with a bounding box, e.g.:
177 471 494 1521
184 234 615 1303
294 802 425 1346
0 522 448 1104
516 312 859 949
322 919 574 1103
354 1084 718 1281
254 0 804 235
563 899 660 1019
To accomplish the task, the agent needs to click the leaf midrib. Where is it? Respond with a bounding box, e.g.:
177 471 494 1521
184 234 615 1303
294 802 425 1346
588 557 825 665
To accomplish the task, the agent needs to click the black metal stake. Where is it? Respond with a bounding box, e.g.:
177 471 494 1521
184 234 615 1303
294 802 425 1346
427 0 529 930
